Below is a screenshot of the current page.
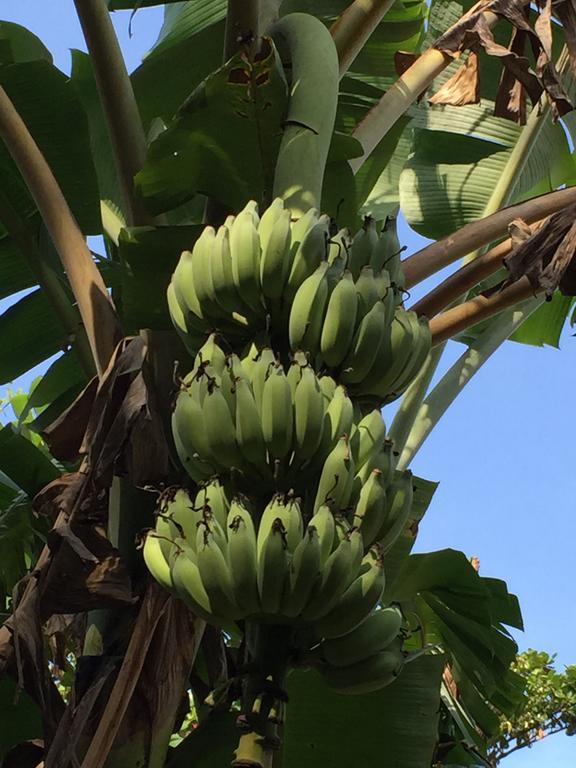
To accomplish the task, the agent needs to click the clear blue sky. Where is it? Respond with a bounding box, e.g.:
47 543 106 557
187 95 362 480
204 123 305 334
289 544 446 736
2 2 575 765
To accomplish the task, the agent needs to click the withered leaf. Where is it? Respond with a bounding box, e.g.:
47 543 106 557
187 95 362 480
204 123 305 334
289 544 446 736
504 204 576 296
429 50 480 106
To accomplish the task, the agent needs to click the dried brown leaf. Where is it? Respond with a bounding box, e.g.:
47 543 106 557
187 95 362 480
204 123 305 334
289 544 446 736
42 377 98 463
504 203 576 295
429 50 480 105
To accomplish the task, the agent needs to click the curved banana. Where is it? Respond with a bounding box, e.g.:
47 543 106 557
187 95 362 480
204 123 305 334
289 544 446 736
249 347 277 414
360 309 415 400
227 499 260 616
314 548 386 639
196 522 242 620
302 534 357 621
257 517 290 615
257 495 303 556
288 261 330 354
347 216 378 279
235 377 267 468
356 409 387 470
353 469 388 549
313 436 355 514
321 643 404 694
309 505 337 564
261 364 294 459
170 537 215 621
319 607 404 667
293 365 326 462
203 385 242 469
340 301 387 386
355 266 380 320
143 531 175 592
230 205 264 316
286 214 330 301
282 525 322 619
377 470 414 552
319 271 358 368
194 478 230 531
260 205 293 300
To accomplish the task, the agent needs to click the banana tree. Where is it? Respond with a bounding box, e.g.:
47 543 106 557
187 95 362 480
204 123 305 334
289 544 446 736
0 1 574 767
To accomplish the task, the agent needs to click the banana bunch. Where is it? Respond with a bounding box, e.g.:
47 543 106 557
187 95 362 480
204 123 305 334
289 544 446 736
168 198 333 351
311 606 406 694
289 263 431 406
143 486 390 633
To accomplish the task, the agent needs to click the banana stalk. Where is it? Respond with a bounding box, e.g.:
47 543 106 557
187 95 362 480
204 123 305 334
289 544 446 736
270 14 339 216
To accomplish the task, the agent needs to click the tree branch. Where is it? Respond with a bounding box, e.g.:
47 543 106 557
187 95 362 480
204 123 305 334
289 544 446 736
410 236 514 318
73 0 150 227
0 85 121 376
429 277 536 346
330 0 396 77
403 186 576 289
0 189 95 378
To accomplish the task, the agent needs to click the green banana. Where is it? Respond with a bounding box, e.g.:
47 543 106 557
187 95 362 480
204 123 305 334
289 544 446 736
309 505 337 564
260 204 293 300
353 469 387 549
286 214 330 299
203 385 242 469
318 374 337 401
313 436 355 514
319 606 404 667
302 534 358 621
143 531 175 592
383 316 431 402
356 409 387 470
257 517 290 615
171 417 215 482
191 226 225 320
355 266 380 320
370 216 403 274
314 548 386 639
340 301 387 386
362 309 416 400
196 522 242 620
261 364 294 459
321 643 404 694
195 334 227 377
227 499 260 616
377 471 414 552
293 365 326 461
230 204 264 315
249 347 277 414
319 271 358 368
166 282 202 355
170 537 215 621
194 478 230 531
172 388 217 470
235 377 267 469
258 495 303 555
282 525 322 619
171 249 206 326
157 487 200 549
288 261 330 354
352 439 395 502
347 216 378 279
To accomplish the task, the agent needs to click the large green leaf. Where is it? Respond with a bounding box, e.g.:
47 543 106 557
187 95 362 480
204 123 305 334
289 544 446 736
136 43 288 214
118 224 202 330
281 657 444 768
71 50 123 215
510 292 574 348
0 289 69 384
0 425 59 497
0 60 101 234
132 6 224 128
392 549 524 749
0 677 43 759
0 21 52 64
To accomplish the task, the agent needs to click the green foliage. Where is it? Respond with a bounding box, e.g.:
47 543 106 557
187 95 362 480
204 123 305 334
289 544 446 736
489 650 576 763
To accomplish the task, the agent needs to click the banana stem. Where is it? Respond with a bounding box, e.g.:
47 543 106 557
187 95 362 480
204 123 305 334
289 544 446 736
73 0 150 227
429 277 536 347
409 236 514 318
349 1 508 174
402 185 576 289
397 296 543 468
330 0 396 77
0 188 95 378
225 0 260 59
0 85 121 376
270 14 339 217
